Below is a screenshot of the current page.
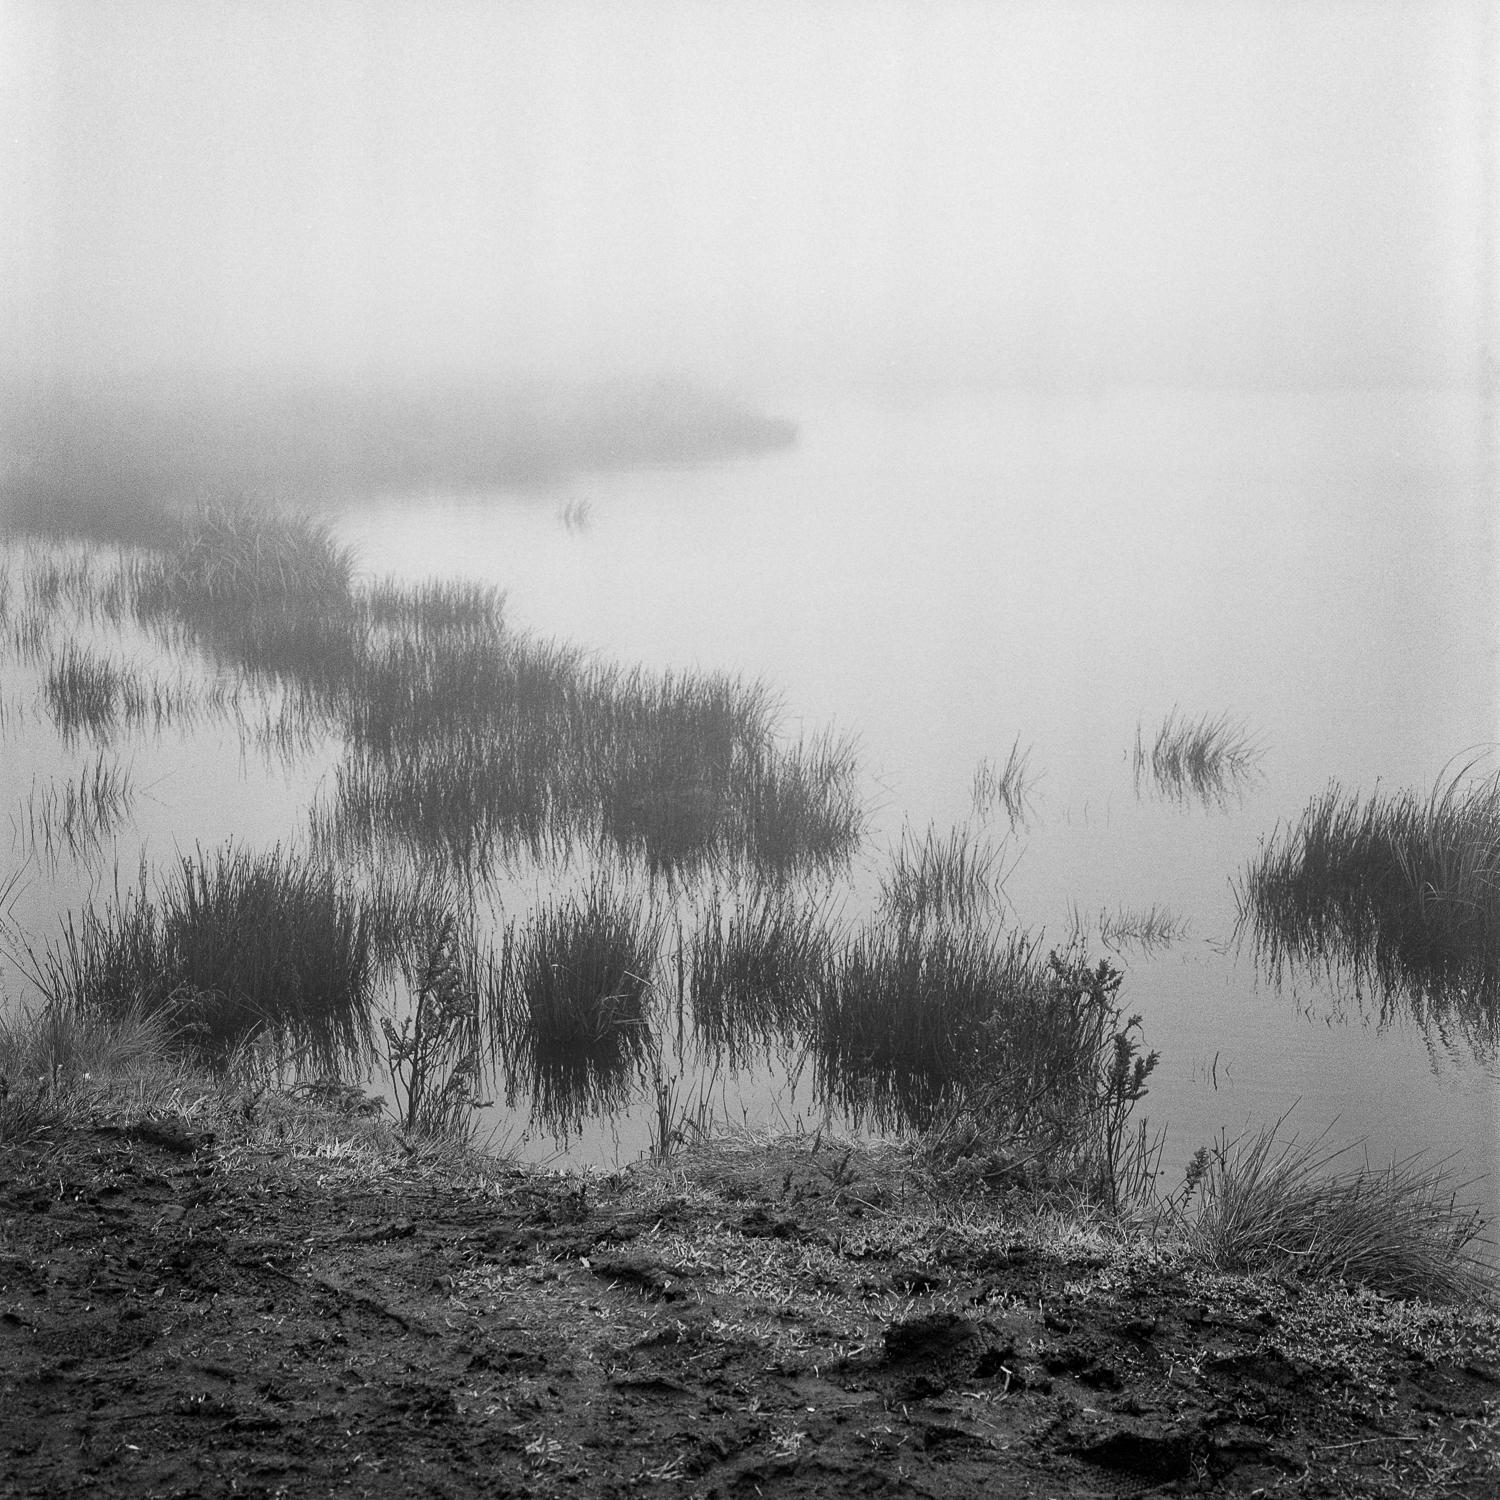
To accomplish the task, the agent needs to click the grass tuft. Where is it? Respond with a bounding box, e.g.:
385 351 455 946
1237 758 1500 1050
1134 707 1262 806
18 846 376 1071
971 739 1037 830
490 878 662 1129
1180 1120 1491 1303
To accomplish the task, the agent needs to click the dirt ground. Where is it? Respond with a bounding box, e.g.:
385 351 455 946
3 1109 1498 1499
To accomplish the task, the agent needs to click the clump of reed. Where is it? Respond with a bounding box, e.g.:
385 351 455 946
877 822 1008 929
687 882 839 1067
971 739 1037 830
327 634 860 881
360 575 506 647
1238 760 1500 1047
1134 707 1262 806
21 845 376 1070
1181 1121 1490 1303
489 878 661 1128
730 731 865 878
15 754 136 866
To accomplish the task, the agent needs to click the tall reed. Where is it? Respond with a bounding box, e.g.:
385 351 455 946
16 754 136 865
877 822 1008 929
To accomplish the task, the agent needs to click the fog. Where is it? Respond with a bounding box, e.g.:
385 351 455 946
3 0 1492 399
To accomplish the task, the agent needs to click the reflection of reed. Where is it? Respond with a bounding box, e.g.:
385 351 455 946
1133 706 1262 807
1237 758 1500 1058
14 755 136 868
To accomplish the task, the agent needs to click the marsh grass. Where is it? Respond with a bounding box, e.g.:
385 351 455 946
18 846 375 1070
490 878 662 1128
130 503 363 682
688 882 840 1067
813 930 1160 1208
16 513 860 883
361 575 506 647
1238 760 1500 1048
1181 1120 1490 1302
328 638 859 880
1134 707 1262 806
972 739 1037 830
43 644 145 742
15 754 136 866
877 822 1009 929
813 923 1040 1131
1097 903 1190 955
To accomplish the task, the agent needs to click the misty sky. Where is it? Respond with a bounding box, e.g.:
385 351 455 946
3 0 1493 392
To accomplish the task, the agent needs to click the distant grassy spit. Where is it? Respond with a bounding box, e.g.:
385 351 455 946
1237 761 1500 1056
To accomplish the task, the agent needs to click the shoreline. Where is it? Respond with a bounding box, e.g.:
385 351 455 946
2 1095 1497 1498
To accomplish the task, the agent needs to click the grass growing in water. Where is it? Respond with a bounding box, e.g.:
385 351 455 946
687 882 839 1068
1181 1120 1490 1303
1237 760 1500 1050
130 503 362 683
490 878 661 1129
1097 903 1190 955
17 845 376 1071
43 644 144 743
1134 707 1262 806
15 754 136 866
877 822 1009 930
971 739 1037 830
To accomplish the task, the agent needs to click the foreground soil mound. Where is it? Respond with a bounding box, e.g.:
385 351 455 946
2 1118 1497 1497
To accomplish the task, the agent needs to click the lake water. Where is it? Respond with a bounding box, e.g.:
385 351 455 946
3 383 1496 1229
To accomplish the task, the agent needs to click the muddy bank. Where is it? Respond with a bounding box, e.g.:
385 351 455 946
2 1118 1497 1498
